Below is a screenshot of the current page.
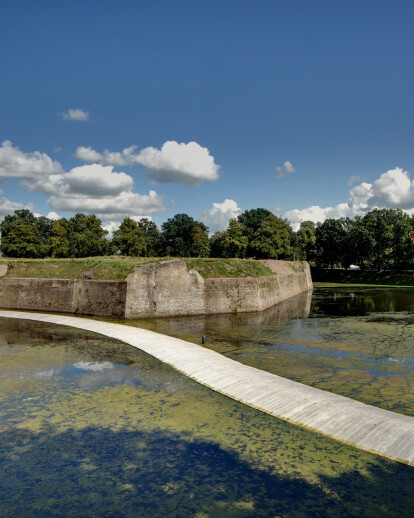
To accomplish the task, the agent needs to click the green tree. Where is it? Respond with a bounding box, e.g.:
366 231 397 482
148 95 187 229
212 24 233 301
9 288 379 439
315 219 346 268
1 219 42 258
138 218 163 257
237 208 273 256
191 223 210 257
362 209 401 270
250 214 292 259
50 220 70 258
67 213 108 257
218 219 248 258
0 209 51 258
112 218 147 256
161 214 208 257
296 220 316 262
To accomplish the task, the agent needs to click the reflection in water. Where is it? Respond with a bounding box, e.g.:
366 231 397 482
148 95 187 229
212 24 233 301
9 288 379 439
0 317 414 517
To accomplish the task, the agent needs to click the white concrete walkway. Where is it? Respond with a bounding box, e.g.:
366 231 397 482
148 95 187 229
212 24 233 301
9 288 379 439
1 310 413 466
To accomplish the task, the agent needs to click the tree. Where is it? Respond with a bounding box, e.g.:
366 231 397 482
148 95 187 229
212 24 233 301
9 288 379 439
237 208 273 256
50 220 70 258
112 218 146 256
161 214 208 257
191 223 210 257
67 213 108 257
296 221 316 262
0 209 51 258
1 219 42 258
216 219 248 258
138 218 163 257
250 214 292 259
315 219 346 268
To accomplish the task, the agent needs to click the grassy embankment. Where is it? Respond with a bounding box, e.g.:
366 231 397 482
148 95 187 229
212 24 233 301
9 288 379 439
312 268 414 287
0 257 275 281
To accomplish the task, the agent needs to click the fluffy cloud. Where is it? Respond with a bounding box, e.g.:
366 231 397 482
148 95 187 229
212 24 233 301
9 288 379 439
286 167 414 230
62 164 133 196
74 145 138 166
0 140 63 179
60 108 90 121
285 203 353 231
276 160 295 179
0 191 34 218
75 141 220 185
48 189 164 220
26 162 165 220
47 211 60 220
200 199 242 234
137 141 219 185
1 140 165 221
74 146 102 162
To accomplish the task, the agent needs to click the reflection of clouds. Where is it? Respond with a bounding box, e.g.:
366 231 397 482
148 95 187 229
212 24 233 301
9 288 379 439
34 368 62 378
74 361 114 371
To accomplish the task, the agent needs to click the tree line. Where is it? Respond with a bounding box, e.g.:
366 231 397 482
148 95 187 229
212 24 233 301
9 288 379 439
1 207 413 270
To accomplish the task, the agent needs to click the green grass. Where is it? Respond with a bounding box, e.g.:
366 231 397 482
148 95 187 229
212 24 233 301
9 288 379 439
0 256 275 280
183 258 275 278
312 268 414 287
0 257 165 281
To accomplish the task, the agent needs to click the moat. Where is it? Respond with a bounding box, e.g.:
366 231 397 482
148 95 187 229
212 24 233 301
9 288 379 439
1 287 413 516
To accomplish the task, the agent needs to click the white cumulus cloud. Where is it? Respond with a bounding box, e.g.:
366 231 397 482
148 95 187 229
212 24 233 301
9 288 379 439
285 166 414 230
75 141 220 185
136 141 220 185
60 108 90 121
48 189 164 221
0 191 34 218
286 203 353 231
47 211 60 220
200 199 243 234
74 146 102 162
63 164 134 196
0 140 64 179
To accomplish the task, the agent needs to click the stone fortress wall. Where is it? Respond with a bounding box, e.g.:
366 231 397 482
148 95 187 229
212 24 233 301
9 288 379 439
0 259 312 319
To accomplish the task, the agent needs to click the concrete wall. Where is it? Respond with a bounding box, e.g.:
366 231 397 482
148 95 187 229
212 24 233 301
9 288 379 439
125 259 312 318
0 278 127 317
205 260 312 315
125 259 205 318
0 259 312 318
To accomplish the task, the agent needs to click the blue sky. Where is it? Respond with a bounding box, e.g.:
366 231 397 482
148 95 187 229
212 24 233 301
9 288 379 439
1 0 414 233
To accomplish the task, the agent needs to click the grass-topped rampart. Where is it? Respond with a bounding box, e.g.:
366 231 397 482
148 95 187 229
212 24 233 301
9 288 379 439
312 268 414 287
0 257 274 281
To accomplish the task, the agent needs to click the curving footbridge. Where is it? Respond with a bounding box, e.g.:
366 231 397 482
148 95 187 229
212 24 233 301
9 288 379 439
1 310 413 466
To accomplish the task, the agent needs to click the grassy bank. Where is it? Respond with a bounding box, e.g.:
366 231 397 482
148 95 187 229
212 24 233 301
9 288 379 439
0 257 274 281
312 268 414 287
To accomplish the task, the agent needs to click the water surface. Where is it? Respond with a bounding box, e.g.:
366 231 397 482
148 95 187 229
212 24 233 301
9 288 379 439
133 288 414 416
1 287 414 516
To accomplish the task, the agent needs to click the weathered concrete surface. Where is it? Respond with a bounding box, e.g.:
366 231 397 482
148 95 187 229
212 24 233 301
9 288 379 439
125 259 205 318
0 259 312 318
205 261 312 314
1 309 413 466
0 278 126 317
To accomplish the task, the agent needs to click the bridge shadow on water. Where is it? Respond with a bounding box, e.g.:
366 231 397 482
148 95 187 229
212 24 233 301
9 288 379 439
1 424 413 517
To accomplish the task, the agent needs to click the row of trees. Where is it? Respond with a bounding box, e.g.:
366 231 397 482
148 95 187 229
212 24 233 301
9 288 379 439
1 208 414 270
0 208 293 260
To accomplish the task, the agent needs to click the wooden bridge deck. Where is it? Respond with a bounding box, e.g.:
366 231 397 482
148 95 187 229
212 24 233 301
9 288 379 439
1 310 414 466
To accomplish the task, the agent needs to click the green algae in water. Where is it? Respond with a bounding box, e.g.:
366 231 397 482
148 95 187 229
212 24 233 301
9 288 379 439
130 289 414 416
0 318 414 517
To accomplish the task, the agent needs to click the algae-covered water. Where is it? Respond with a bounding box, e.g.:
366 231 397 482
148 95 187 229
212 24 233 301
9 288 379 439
135 288 414 416
1 287 414 516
